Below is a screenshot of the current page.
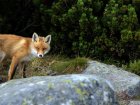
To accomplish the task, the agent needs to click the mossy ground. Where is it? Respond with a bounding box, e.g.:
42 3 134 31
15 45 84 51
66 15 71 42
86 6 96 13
0 55 139 83
0 55 89 83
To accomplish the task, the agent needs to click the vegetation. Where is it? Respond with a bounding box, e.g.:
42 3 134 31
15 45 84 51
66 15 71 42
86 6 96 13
123 60 140 75
50 57 88 74
0 0 139 75
0 56 88 82
26 55 88 76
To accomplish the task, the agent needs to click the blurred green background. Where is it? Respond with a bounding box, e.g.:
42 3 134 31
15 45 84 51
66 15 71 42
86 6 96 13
0 0 139 66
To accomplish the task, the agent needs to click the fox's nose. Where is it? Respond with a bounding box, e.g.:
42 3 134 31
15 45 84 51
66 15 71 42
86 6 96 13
39 54 43 58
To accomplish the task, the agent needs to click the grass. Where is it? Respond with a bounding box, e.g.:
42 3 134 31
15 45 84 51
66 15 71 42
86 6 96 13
50 57 88 74
26 55 89 76
0 55 89 82
1 55 139 83
122 60 140 75
103 58 140 76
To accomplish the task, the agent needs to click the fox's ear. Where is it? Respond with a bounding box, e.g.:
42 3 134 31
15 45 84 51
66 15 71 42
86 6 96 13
45 35 51 44
32 32 39 42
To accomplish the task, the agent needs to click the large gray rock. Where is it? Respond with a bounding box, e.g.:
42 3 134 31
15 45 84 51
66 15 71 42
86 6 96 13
83 61 140 99
0 75 118 105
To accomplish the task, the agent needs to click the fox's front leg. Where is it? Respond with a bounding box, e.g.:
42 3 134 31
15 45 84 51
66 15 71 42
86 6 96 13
8 56 19 80
8 49 28 80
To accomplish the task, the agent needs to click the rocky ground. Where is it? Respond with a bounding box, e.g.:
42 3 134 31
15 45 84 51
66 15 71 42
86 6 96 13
83 61 140 105
0 59 140 105
0 75 118 105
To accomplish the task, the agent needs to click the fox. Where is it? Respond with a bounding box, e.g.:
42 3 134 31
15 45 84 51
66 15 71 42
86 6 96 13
0 32 51 80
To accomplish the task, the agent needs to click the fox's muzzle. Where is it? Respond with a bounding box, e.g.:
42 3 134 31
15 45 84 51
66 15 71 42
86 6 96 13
38 54 44 58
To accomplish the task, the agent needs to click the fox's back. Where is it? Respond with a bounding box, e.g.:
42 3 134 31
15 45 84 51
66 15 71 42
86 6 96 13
0 34 31 57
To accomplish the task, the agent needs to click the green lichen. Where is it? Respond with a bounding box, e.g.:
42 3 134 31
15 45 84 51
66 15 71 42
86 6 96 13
70 100 75 105
48 83 54 89
22 99 28 105
71 102 75 105
74 86 87 100
76 88 83 95
80 82 85 87
92 80 97 84
47 96 53 100
63 79 72 84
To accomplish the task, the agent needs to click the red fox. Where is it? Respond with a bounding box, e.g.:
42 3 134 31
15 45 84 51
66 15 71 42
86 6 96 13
0 32 51 80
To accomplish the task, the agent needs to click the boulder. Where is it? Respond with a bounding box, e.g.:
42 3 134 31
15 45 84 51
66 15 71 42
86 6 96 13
83 61 140 99
0 74 118 105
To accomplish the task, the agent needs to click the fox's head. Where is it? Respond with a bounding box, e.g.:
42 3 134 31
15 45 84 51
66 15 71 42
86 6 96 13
31 32 51 58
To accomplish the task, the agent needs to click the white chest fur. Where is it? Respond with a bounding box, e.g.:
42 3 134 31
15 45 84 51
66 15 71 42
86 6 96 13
21 43 38 62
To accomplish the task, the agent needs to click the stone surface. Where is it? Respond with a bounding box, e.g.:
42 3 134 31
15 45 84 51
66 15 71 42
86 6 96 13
83 61 140 99
0 74 118 105
128 101 140 105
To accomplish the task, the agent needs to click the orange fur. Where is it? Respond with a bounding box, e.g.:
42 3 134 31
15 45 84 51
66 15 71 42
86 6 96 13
0 33 51 80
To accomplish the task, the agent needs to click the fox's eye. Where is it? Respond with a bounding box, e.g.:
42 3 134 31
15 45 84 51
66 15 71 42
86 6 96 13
43 48 46 51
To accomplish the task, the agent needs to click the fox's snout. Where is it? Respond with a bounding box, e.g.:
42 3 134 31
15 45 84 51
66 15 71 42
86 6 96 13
38 54 43 58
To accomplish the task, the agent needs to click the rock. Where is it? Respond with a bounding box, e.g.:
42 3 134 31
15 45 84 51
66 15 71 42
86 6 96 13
83 61 140 99
0 74 118 105
128 100 140 105
118 100 140 105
